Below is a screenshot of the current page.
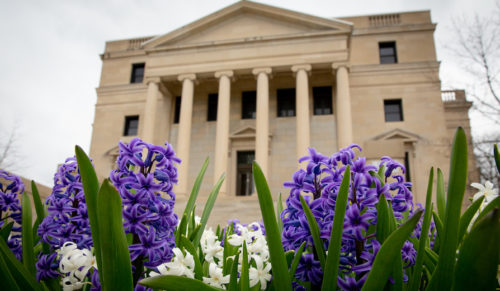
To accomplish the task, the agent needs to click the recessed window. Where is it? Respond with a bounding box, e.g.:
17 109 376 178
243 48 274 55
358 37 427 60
236 151 255 196
207 93 218 121
277 88 296 117
173 96 181 124
313 86 333 115
379 42 398 64
130 63 145 83
384 99 403 122
241 91 256 119
123 115 139 136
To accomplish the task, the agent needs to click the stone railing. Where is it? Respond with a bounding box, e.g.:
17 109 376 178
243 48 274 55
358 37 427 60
442 90 467 103
128 37 154 50
369 14 401 26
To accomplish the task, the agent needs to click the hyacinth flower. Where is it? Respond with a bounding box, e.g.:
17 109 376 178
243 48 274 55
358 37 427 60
281 145 420 290
37 157 93 282
0 170 24 260
110 137 179 282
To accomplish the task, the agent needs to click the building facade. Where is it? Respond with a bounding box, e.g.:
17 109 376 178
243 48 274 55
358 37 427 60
90 1 477 225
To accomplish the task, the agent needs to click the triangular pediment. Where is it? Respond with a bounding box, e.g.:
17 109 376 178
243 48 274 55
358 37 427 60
371 128 421 143
144 1 352 49
230 126 257 138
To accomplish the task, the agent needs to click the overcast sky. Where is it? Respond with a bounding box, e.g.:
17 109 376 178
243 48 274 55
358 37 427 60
0 0 498 186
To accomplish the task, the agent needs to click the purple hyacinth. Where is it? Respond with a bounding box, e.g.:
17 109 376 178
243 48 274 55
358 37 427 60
38 157 92 251
35 253 59 281
0 170 24 260
110 137 179 269
282 145 417 289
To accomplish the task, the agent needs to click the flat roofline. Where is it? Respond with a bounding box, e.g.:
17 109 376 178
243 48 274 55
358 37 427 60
334 9 430 19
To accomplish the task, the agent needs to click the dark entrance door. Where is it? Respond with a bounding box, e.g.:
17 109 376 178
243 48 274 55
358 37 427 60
236 151 255 196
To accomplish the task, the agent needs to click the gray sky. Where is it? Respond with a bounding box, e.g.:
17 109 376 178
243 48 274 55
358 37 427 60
0 0 497 186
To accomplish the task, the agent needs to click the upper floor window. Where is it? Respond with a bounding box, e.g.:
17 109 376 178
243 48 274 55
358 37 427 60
277 88 296 117
379 42 398 64
313 86 333 115
241 91 256 119
123 115 139 136
207 93 218 121
384 99 403 122
130 63 145 83
173 96 181 124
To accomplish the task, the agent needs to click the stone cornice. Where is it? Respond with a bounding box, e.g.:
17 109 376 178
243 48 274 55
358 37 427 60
352 23 436 36
96 83 148 95
350 61 439 74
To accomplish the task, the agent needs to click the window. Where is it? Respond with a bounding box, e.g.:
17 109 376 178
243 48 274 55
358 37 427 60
207 93 218 121
379 42 397 64
173 96 181 124
241 91 256 119
123 115 139 136
313 86 333 115
130 63 145 83
404 152 411 182
277 88 296 117
384 99 403 122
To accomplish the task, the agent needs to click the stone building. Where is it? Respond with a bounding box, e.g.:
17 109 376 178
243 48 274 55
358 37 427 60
90 1 477 225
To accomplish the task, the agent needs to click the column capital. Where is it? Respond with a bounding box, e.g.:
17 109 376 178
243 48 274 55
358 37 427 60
177 73 197 82
291 64 312 73
144 77 161 84
252 67 272 76
331 62 351 72
214 70 234 79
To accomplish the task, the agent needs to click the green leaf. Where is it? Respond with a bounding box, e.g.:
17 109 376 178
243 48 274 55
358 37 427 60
21 192 35 276
252 162 292 291
494 144 500 174
182 157 209 220
30 181 46 221
75 145 103 283
180 236 203 280
457 196 484 243
452 209 500 291
0 237 41 291
139 275 222 291
361 209 423 291
299 195 326 269
239 242 249 291
376 195 392 243
436 168 446 222
431 211 443 247
409 168 434 291
192 174 224 249
97 180 133 291
277 193 284 234
321 166 350 291
427 127 468 291
0 252 20 291
289 241 306 280
228 253 240 291
176 214 188 246
0 222 14 242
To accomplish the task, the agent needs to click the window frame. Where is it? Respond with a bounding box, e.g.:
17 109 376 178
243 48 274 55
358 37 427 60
384 99 403 122
123 115 139 136
379 42 398 64
276 88 296 117
130 63 145 83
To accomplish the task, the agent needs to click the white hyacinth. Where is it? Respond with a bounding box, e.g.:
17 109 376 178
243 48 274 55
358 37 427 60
57 242 96 291
150 247 195 279
202 262 230 289
249 255 272 290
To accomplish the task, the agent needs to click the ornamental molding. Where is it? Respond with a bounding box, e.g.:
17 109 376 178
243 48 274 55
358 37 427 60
371 128 422 143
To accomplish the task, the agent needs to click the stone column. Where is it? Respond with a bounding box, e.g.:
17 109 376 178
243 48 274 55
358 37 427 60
334 64 353 149
252 67 272 177
142 80 160 143
213 70 233 191
176 74 196 195
292 64 311 164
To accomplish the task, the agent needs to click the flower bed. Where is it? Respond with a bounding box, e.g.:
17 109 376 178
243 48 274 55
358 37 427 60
0 127 499 291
